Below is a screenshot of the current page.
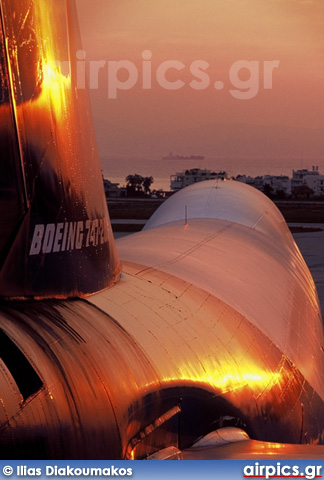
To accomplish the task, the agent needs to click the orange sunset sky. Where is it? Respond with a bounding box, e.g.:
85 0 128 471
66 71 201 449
76 0 324 163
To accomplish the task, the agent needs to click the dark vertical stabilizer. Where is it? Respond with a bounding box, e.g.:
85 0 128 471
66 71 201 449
0 0 120 298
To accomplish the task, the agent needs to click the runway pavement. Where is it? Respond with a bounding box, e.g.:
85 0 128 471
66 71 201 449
293 230 324 318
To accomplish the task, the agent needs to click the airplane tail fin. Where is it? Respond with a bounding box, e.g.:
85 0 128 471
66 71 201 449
0 0 121 299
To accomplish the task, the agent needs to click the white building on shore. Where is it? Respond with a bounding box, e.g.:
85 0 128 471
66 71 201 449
235 174 291 196
292 167 324 196
170 168 228 191
170 166 324 196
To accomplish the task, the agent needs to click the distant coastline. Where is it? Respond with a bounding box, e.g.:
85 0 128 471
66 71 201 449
162 153 205 161
100 156 324 192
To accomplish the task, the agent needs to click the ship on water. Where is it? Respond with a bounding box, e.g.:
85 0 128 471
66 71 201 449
162 152 205 160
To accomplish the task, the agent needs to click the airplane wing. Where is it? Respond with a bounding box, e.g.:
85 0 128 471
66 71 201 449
147 427 324 459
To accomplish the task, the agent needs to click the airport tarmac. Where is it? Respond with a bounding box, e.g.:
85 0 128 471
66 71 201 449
294 230 324 317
